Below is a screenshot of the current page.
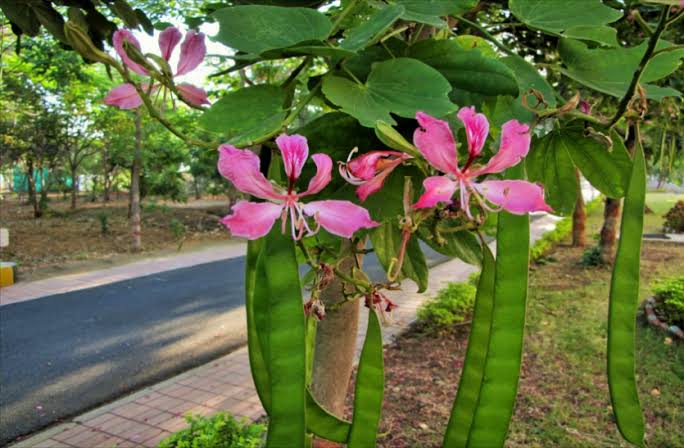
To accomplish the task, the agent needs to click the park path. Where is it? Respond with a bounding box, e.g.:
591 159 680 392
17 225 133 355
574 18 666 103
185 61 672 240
0 243 246 307
12 214 561 448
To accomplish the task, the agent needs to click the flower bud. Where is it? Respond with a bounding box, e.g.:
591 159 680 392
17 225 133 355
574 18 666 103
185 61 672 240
64 22 117 65
375 120 419 156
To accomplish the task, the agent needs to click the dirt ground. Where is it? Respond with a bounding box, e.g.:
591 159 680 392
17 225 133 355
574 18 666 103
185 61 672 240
0 195 234 278
351 240 684 448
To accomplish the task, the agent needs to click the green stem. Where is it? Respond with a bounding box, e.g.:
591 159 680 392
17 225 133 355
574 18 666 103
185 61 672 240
331 0 360 35
453 15 515 56
631 10 654 36
608 7 669 129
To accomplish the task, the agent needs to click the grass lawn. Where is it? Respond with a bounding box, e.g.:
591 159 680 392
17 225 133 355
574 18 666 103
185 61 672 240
374 201 684 448
644 191 682 234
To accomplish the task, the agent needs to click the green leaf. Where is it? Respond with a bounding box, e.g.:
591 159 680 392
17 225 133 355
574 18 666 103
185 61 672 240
109 0 140 29
510 0 621 45
467 163 530 447
527 128 632 208
322 57 456 127
0 0 41 36
394 0 476 27
500 54 557 123
443 244 495 447
29 1 68 44
261 228 306 448
454 35 497 58
417 226 482 266
262 45 356 59
566 130 632 198
371 221 428 292
526 131 580 216
348 310 385 448
559 38 684 100
607 140 646 447
563 25 618 47
359 166 419 222
213 5 331 55
199 85 286 146
341 4 404 52
407 39 519 104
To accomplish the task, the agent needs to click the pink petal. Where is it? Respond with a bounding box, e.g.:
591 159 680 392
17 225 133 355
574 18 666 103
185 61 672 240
474 180 553 215
159 26 182 61
413 111 459 174
176 30 206 76
103 83 143 109
176 83 210 106
302 153 332 196
113 29 148 75
473 120 531 176
275 134 309 182
303 200 379 239
355 171 392 202
217 144 282 200
220 200 283 240
457 106 489 157
412 176 457 209
346 151 408 180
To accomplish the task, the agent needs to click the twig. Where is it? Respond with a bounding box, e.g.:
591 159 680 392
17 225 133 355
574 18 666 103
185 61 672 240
453 15 515 56
608 7 669 129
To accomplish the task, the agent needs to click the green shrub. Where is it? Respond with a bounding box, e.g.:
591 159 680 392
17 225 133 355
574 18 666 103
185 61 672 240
663 200 684 233
580 245 603 267
416 282 476 334
653 275 684 327
158 413 265 448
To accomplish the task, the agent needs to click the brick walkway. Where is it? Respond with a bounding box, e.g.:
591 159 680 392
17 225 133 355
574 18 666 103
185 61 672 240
12 215 560 448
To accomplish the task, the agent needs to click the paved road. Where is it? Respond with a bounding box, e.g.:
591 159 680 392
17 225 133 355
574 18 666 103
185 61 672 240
0 247 450 444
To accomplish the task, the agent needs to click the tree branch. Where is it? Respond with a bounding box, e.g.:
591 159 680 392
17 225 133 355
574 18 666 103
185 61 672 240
608 7 669 128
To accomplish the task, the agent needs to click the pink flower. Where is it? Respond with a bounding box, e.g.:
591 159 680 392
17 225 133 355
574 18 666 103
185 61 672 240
218 134 380 240
104 27 209 109
412 108 553 217
339 150 411 201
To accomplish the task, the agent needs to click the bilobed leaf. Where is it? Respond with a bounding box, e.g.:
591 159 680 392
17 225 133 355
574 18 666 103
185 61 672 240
29 1 68 44
510 0 621 45
370 221 428 292
559 38 684 100
213 5 331 54
322 57 456 127
408 40 519 102
395 0 476 27
528 128 633 206
526 131 579 216
199 85 286 146
565 130 632 198
262 45 356 59
341 4 405 51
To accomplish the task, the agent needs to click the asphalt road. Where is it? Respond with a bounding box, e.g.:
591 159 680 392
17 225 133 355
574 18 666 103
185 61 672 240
0 246 450 444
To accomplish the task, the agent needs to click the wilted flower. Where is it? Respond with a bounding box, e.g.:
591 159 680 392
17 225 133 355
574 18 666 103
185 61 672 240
339 150 411 201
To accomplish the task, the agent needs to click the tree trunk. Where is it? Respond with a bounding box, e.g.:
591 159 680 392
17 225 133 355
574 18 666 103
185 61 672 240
26 160 42 218
599 198 621 264
572 169 586 247
130 111 143 251
70 168 78 209
103 147 111 202
311 242 363 448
